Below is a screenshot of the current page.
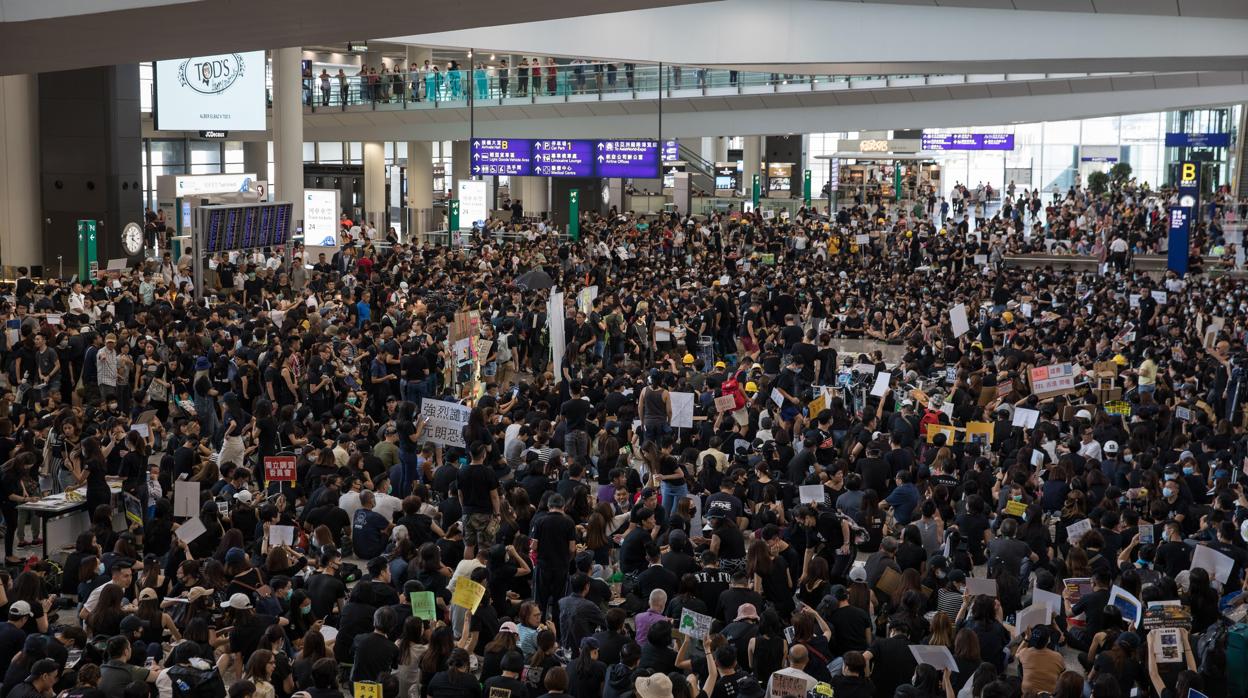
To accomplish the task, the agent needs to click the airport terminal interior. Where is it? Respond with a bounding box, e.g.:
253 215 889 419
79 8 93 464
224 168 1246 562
2 1 1248 697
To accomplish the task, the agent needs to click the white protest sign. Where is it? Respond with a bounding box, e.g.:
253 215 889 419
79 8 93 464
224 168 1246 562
966 577 998 597
714 395 737 413
1191 545 1235 585
950 304 970 338
678 608 713 640
799 484 825 505
175 516 207 543
769 673 812 698
871 371 892 398
1066 518 1092 545
1032 587 1063 616
909 645 958 672
1014 603 1052 636
1012 408 1040 429
655 320 672 342
173 480 199 518
770 388 785 408
269 525 296 547
420 398 473 448
669 391 695 429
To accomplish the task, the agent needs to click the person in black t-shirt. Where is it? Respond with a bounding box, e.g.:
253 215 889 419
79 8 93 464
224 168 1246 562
531 495 577 620
458 442 500 559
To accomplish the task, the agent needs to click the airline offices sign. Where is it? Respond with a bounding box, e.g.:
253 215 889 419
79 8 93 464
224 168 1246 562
155 51 267 131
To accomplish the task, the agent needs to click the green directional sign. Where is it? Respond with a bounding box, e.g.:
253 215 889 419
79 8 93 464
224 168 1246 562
803 169 812 206
568 190 580 241
751 174 760 209
76 219 98 281
448 200 460 234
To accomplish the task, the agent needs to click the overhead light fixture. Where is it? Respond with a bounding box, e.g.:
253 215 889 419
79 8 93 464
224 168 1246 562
490 54 496 61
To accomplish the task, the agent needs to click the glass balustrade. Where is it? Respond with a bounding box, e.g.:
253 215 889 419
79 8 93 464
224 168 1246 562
291 63 934 111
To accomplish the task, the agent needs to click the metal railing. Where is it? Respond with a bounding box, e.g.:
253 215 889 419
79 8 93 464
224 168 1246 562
293 63 934 111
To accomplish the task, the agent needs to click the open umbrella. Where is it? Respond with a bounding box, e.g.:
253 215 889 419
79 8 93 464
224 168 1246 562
515 268 555 290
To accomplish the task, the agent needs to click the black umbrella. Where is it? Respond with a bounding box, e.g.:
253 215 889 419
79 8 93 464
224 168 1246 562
515 268 555 290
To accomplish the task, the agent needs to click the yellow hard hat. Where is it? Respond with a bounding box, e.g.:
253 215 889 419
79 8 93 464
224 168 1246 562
905 231 913 238
1002 311 1014 323
745 381 759 393
714 361 727 369
682 353 695 365
1113 354 1127 366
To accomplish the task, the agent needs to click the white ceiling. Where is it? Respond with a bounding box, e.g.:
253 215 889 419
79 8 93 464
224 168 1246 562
842 0 1248 18
0 0 204 22
0 0 706 76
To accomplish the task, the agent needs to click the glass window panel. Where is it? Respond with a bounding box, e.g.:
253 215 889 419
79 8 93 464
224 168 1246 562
224 142 245 163
190 142 221 165
1043 120 1080 144
1081 116 1119 145
348 142 362 163
385 142 394 161
319 142 343 163
303 142 317 163
149 140 185 166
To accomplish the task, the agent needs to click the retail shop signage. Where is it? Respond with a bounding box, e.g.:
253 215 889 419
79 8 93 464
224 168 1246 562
920 134 1015 151
662 140 680 162
1164 132 1230 148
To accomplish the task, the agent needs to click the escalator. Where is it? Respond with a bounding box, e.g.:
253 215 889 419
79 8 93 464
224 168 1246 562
674 143 716 195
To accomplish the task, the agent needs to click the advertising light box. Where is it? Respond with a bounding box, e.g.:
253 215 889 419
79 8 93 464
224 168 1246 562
304 189 340 247
457 180 489 230
155 51 267 131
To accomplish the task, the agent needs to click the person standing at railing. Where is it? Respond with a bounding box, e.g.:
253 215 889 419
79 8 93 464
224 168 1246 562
531 59 541 96
474 63 488 100
358 66 371 103
607 62 618 89
336 69 348 105
517 58 529 96
625 62 636 89
498 58 509 97
393 65 406 103
671 64 681 88
378 66 391 102
302 63 313 105
427 65 440 101
546 58 558 95
572 58 586 93
319 70 331 106
448 61 463 99
594 62 605 92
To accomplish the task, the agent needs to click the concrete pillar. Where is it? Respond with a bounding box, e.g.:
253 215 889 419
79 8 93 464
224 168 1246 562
699 137 716 165
407 140 433 236
715 137 729 163
451 141 471 188
0 74 40 268
517 176 548 214
743 135 762 192
363 141 385 227
243 140 268 183
273 48 305 222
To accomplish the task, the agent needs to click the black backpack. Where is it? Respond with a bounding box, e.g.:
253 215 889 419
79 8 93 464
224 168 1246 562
167 663 227 698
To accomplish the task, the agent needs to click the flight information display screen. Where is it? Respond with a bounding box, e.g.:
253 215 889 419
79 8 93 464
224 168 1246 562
199 202 294 253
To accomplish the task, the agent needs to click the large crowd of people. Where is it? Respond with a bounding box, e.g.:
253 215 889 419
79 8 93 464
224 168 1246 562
0 184 1246 698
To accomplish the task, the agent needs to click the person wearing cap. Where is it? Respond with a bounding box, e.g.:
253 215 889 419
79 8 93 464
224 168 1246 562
7 657 59 698
634 671 674 698
96 332 120 404
568 636 606 698
98 636 157 698
224 592 287 679
483 649 529 698
828 586 868 659
0 600 34 670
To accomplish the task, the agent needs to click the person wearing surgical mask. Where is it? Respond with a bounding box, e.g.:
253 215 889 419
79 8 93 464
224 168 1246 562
1159 474 1192 535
